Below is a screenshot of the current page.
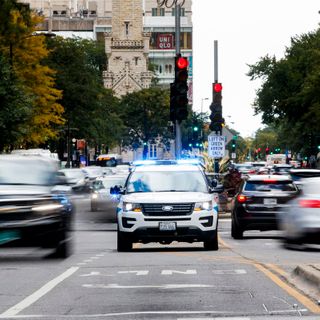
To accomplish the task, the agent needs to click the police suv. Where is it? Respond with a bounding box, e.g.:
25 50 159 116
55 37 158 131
111 160 221 251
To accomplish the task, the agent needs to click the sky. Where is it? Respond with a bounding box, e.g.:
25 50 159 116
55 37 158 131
191 0 319 138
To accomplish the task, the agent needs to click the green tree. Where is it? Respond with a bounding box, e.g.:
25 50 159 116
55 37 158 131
45 37 122 149
0 1 64 146
247 28 320 155
119 87 172 149
0 53 32 151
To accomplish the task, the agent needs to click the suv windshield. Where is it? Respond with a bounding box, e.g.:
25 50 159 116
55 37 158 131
0 158 56 186
244 181 297 192
126 170 208 193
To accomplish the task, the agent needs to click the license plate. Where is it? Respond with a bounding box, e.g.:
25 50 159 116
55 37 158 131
0 230 20 245
159 222 176 231
264 198 277 205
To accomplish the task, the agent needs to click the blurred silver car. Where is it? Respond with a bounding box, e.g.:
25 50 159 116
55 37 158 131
90 175 128 217
279 177 320 247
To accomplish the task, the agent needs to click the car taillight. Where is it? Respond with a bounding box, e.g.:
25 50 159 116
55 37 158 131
263 179 277 183
299 199 320 208
249 170 256 174
237 195 249 203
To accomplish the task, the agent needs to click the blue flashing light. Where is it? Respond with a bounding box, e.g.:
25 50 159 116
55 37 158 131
177 159 200 165
132 160 157 166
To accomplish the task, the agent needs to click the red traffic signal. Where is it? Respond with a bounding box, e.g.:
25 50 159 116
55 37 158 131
213 83 222 93
176 57 188 69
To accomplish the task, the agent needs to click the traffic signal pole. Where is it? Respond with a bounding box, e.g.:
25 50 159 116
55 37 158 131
175 4 182 159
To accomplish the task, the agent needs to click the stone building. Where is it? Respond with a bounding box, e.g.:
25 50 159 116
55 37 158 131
102 0 153 97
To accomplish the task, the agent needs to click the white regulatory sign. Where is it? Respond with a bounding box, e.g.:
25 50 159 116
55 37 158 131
208 134 225 158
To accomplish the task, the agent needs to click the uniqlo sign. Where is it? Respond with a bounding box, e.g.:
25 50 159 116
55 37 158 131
156 34 173 50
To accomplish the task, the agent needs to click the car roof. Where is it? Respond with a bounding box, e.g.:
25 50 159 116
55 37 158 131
246 174 293 182
133 164 202 172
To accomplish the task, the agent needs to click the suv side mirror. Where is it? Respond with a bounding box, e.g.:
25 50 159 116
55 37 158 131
210 184 224 194
110 185 124 196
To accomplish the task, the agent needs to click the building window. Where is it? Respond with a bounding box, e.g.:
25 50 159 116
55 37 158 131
169 64 173 73
149 144 157 159
152 8 157 16
125 22 129 36
160 8 165 16
159 65 162 74
135 57 139 66
172 8 185 16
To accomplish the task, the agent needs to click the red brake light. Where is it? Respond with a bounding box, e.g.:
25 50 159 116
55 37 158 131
263 179 277 183
299 199 320 208
237 195 247 203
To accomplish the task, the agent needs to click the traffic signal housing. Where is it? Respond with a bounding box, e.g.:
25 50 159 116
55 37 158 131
209 82 224 133
231 140 236 152
170 54 189 122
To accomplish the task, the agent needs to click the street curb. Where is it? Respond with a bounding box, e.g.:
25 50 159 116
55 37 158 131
293 265 320 291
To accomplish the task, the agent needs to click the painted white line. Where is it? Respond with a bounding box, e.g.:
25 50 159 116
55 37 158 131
118 270 149 276
212 269 247 275
161 269 197 275
0 267 79 318
83 259 93 263
77 263 87 266
83 283 217 289
96 254 104 257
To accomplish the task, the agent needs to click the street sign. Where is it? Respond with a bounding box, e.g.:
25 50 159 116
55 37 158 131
222 127 234 144
208 133 225 158
231 152 236 159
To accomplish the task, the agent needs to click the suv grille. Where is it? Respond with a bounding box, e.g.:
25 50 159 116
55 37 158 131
142 203 194 216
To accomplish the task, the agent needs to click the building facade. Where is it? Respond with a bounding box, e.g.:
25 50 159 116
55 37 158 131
19 0 193 160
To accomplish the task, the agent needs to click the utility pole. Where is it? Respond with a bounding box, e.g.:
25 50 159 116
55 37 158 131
174 3 182 159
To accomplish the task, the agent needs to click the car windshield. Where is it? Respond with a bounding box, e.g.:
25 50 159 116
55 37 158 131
244 181 297 192
94 178 126 190
126 170 208 193
0 158 56 186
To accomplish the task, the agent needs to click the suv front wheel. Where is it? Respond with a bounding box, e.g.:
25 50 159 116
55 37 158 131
203 230 219 250
117 230 132 252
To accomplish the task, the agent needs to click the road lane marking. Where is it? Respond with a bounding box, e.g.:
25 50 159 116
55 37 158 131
218 235 231 249
161 269 197 275
0 266 79 318
212 269 246 275
82 283 217 289
118 270 149 276
253 263 320 314
266 263 288 278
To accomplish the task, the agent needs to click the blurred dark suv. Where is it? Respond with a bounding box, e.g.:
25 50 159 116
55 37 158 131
231 175 299 239
0 155 73 258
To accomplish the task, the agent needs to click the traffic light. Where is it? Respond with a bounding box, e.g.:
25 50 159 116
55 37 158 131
170 54 189 122
209 82 224 133
265 147 270 154
231 140 236 152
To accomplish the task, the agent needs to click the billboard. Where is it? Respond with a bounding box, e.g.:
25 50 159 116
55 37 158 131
156 34 173 50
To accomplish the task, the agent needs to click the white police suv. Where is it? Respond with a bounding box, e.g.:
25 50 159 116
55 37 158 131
111 160 221 251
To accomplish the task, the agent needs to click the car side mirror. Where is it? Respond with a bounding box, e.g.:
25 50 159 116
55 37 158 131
210 179 218 188
210 184 224 193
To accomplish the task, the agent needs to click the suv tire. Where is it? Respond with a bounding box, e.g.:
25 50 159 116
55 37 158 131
117 231 132 252
203 230 219 251
231 218 244 239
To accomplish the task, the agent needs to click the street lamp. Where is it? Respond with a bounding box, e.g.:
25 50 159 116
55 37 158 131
201 97 209 114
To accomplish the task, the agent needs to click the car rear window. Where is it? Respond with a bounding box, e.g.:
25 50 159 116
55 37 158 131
244 181 297 192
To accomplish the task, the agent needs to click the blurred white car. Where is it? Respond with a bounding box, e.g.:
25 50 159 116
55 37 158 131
279 177 320 248
90 175 128 217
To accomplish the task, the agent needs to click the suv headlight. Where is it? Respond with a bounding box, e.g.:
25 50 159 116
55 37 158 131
91 192 98 199
194 201 212 211
123 202 142 212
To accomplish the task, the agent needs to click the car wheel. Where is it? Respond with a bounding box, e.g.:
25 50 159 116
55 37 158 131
203 230 219 251
91 204 98 212
231 218 243 239
117 231 132 252
53 229 72 259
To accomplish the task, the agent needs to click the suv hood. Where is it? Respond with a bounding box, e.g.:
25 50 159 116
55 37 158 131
122 192 213 204
0 185 52 198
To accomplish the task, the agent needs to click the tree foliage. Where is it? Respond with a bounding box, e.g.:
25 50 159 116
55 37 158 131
119 87 172 149
45 37 122 148
0 1 64 147
247 28 320 154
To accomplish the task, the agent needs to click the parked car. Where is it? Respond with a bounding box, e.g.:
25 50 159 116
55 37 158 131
90 175 128 217
0 155 73 258
278 177 320 247
231 175 299 239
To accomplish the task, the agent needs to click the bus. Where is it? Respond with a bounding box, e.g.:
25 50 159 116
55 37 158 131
95 154 123 167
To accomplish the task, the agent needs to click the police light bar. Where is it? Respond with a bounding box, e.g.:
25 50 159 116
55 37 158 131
176 159 200 165
132 160 158 166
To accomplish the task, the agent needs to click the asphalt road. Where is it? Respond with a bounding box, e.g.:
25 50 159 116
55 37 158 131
0 196 319 320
